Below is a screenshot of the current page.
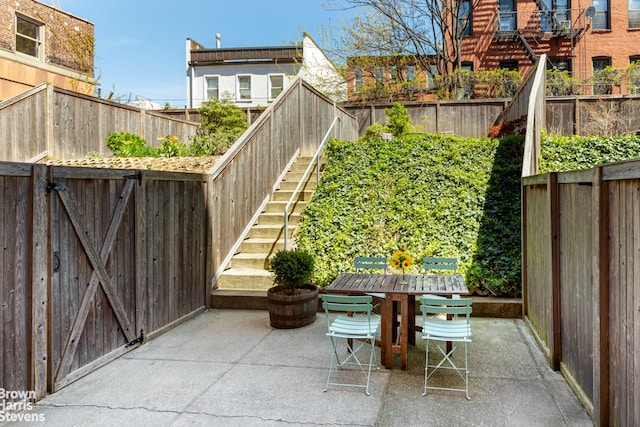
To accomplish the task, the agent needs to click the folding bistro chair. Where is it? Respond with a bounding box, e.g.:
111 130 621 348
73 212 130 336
354 256 388 303
421 257 460 300
420 295 472 399
321 294 381 395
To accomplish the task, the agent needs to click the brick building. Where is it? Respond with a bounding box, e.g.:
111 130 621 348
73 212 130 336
0 0 95 101
459 0 640 94
345 55 439 102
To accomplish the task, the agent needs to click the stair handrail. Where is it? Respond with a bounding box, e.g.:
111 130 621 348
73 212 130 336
283 115 341 250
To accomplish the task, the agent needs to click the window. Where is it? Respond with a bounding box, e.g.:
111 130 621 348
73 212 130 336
374 66 385 85
547 58 572 72
389 65 399 82
592 57 612 94
237 75 251 100
630 56 640 94
461 61 474 71
16 14 42 58
592 0 610 30
354 68 364 92
540 0 570 32
499 60 519 71
499 0 516 31
459 0 472 36
206 76 219 100
269 74 284 99
406 64 416 81
630 0 640 28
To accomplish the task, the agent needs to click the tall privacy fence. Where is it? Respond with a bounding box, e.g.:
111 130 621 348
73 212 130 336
0 83 200 162
0 77 357 400
522 162 640 427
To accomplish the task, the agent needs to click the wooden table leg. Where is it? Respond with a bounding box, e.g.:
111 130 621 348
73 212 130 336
399 294 409 370
381 296 394 368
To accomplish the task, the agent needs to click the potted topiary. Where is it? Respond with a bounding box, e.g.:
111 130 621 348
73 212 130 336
267 248 319 329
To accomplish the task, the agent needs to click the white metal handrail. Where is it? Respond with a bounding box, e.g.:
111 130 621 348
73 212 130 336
283 116 341 250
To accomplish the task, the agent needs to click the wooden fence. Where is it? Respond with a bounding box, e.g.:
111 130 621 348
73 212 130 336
0 84 200 162
522 162 640 426
0 76 357 400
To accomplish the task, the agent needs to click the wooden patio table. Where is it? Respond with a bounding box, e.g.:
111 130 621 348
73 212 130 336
325 272 469 370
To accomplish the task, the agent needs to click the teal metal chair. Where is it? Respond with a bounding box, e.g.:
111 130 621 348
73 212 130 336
354 256 388 302
420 295 473 399
421 257 460 300
321 294 381 395
422 257 458 274
354 256 388 273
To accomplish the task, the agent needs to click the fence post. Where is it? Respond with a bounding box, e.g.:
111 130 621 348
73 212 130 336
549 172 562 371
31 164 49 399
592 166 609 426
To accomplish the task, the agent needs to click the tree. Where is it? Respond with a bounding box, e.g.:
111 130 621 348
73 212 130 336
325 0 475 77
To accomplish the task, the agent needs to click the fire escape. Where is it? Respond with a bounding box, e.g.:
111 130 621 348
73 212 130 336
495 5 592 66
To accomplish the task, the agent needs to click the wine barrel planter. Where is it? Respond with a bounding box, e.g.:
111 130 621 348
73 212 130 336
267 284 319 329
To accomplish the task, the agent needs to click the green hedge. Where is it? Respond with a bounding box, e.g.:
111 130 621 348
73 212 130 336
296 134 524 297
539 134 640 173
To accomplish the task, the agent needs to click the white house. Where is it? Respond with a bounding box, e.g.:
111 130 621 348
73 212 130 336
185 33 345 108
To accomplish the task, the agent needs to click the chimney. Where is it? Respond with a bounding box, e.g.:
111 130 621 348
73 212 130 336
216 33 221 48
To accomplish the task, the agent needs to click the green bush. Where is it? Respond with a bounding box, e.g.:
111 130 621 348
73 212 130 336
539 134 640 173
269 248 315 292
198 98 248 139
106 131 157 157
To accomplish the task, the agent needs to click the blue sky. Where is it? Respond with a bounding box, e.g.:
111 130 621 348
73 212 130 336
54 1 356 107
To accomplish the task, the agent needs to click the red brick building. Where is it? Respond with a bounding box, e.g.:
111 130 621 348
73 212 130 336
0 0 95 101
345 55 439 102
459 0 640 94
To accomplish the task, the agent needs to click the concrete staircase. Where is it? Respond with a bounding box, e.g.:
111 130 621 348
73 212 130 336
211 156 324 309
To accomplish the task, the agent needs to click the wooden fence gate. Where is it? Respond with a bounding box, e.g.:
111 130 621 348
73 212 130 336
47 173 143 391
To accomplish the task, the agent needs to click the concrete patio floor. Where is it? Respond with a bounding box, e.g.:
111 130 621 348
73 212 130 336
3 309 593 426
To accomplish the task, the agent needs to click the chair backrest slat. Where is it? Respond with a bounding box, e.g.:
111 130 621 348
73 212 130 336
354 256 388 273
419 296 472 317
422 257 458 273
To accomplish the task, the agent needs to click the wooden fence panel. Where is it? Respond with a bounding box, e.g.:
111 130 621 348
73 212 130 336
0 90 47 161
557 179 594 403
142 176 207 332
0 163 32 394
523 181 554 354
606 178 640 426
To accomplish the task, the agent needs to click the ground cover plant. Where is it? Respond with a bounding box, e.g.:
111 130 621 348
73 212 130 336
539 134 640 173
296 133 524 297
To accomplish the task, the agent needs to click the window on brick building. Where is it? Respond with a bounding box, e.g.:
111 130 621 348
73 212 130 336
499 60 519 71
459 0 472 36
499 0 516 31
354 68 364 92
16 14 43 58
630 0 640 28
540 0 570 32
592 0 610 30
592 57 612 94
630 56 640 94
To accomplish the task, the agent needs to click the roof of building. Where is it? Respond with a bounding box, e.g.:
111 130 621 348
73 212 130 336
189 45 303 66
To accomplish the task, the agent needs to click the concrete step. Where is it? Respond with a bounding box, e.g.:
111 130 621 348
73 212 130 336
216 268 274 290
239 238 285 253
277 180 317 191
257 212 300 225
229 252 271 269
247 224 294 239
271 189 315 201
264 200 306 213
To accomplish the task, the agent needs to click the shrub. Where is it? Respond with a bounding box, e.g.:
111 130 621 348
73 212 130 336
198 98 248 138
106 131 156 157
269 249 315 292
385 102 413 136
